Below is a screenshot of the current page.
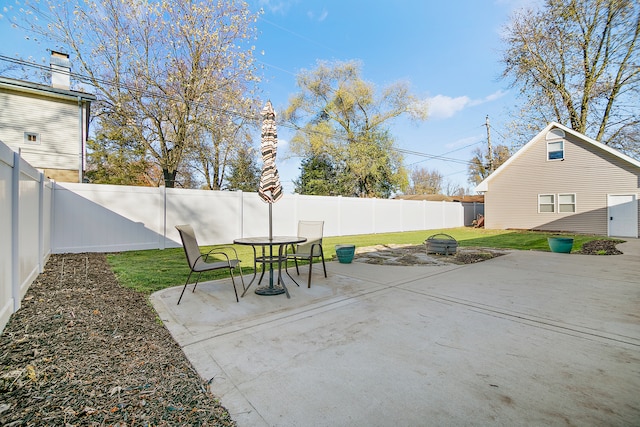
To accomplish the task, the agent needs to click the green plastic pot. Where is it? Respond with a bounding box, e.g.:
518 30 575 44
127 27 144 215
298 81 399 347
335 244 356 263
548 237 573 253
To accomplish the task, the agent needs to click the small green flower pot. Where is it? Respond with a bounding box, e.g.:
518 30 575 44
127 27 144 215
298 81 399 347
335 245 356 263
548 237 573 253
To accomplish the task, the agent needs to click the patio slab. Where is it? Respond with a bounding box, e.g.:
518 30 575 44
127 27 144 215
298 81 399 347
150 239 640 426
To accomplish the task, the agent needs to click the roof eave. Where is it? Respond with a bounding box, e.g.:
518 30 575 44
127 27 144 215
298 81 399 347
475 122 640 192
0 76 96 102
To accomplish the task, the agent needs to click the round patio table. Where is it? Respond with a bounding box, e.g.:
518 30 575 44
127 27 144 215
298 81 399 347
234 236 306 297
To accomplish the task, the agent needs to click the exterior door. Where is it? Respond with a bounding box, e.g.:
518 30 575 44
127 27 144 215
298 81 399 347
607 194 638 237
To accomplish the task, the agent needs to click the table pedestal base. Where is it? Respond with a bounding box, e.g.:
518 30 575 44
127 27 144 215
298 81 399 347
255 285 286 296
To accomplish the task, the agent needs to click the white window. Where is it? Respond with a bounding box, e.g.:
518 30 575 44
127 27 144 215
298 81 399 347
558 193 576 213
538 194 555 213
546 129 565 160
24 132 40 144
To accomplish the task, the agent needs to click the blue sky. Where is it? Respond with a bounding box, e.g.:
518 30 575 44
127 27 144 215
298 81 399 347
0 0 541 194
250 0 543 194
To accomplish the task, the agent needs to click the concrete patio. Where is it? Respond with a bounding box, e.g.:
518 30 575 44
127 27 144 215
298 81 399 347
150 240 640 426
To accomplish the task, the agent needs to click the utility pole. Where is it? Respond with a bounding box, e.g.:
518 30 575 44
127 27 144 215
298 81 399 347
485 115 494 173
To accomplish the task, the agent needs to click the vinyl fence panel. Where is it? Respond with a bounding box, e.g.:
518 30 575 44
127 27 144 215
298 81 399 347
294 194 342 237
1 143 51 334
52 183 165 253
0 144 14 332
400 200 426 231
166 188 244 246
18 160 41 297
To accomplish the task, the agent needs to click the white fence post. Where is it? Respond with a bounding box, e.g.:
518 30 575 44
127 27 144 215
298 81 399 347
11 152 20 311
160 185 167 250
338 196 342 236
239 190 244 238
38 172 45 273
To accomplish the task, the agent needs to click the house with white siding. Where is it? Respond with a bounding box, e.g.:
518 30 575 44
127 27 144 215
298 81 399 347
0 52 96 182
475 122 640 238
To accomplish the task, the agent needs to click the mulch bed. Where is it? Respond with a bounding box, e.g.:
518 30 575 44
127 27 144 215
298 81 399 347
0 253 235 427
352 239 624 266
575 239 624 255
352 244 510 266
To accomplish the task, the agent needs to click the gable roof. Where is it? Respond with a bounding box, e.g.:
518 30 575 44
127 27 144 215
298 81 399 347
475 122 640 192
0 76 96 102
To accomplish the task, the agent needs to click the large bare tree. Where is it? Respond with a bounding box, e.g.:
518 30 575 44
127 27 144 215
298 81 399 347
16 0 262 187
407 168 444 195
502 0 640 154
467 145 511 186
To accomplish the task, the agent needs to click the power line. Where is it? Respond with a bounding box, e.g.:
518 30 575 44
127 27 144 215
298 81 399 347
0 55 480 168
258 16 338 54
407 139 483 167
0 54 264 122
396 148 473 166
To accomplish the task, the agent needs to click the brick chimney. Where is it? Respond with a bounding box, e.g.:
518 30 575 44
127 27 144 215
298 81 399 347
50 51 71 90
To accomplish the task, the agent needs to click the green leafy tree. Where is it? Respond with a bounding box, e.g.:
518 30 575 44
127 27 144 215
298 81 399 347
284 60 426 198
294 154 340 196
85 123 156 186
225 145 261 192
16 0 262 187
502 0 640 152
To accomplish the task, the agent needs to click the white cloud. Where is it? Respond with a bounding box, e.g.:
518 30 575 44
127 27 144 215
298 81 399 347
307 8 329 22
494 0 544 12
427 95 471 119
259 0 297 14
276 138 289 149
483 90 508 102
426 90 508 119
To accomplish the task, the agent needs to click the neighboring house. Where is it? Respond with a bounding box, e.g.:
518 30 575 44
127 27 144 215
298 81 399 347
0 52 96 182
475 122 640 238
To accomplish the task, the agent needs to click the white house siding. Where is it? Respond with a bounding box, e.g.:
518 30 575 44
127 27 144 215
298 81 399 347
485 132 640 235
0 88 81 171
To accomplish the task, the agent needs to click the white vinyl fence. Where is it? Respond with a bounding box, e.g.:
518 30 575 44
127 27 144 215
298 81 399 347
1 143 53 334
52 183 464 252
1 141 464 333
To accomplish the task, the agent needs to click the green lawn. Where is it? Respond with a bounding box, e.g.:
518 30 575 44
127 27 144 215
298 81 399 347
106 228 612 294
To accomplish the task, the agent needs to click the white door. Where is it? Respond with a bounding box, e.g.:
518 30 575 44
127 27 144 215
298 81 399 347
607 194 638 237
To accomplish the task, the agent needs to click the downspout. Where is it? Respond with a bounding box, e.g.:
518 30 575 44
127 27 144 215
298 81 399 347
78 96 84 183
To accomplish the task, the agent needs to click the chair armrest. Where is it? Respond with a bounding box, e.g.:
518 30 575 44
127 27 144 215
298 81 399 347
216 245 241 260
202 248 236 264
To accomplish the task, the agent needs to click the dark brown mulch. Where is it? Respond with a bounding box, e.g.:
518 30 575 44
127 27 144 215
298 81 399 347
453 250 503 264
575 239 624 255
0 253 235 427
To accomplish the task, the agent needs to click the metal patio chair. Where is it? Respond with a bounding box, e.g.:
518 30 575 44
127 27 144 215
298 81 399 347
285 220 327 288
175 224 245 304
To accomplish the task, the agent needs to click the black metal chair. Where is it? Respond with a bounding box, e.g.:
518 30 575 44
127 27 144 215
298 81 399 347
175 224 245 304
